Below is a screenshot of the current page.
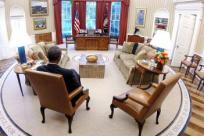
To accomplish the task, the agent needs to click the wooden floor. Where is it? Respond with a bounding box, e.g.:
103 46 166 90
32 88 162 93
173 68 204 136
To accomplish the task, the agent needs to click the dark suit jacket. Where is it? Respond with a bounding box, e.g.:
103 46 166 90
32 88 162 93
37 64 82 106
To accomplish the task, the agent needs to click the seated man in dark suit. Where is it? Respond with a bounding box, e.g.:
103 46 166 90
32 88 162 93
37 46 84 106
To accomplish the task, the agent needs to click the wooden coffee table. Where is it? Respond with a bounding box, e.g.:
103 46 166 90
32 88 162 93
79 54 105 78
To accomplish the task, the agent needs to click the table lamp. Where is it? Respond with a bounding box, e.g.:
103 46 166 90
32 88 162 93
150 30 171 52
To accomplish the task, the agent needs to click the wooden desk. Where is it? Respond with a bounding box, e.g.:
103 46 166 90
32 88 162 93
75 34 109 50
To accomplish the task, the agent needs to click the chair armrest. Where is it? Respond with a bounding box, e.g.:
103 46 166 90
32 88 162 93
113 95 128 102
184 55 193 60
199 64 204 71
126 93 150 107
184 55 193 58
152 83 159 88
68 86 83 100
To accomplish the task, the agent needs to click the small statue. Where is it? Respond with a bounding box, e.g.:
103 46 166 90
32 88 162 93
134 27 139 34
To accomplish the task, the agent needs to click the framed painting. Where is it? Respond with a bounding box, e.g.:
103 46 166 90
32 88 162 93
33 18 47 30
30 0 48 16
136 8 146 27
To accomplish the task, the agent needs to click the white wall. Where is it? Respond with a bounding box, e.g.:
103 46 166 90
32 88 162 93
5 0 55 39
127 0 174 38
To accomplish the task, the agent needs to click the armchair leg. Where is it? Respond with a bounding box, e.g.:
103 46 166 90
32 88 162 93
179 63 182 71
185 67 190 77
65 114 74 133
86 96 90 110
192 74 196 83
197 80 202 90
109 104 116 118
136 120 145 136
40 107 45 123
156 108 161 124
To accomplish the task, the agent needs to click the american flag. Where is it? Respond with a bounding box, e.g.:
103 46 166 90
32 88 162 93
74 9 80 34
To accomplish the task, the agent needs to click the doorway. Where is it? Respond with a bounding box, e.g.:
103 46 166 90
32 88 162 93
171 14 196 67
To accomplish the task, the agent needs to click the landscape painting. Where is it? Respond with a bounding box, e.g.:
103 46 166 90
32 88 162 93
30 0 48 16
136 8 146 27
33 18 47 30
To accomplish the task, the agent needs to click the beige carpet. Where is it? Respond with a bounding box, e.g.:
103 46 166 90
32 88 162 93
1 45 182 136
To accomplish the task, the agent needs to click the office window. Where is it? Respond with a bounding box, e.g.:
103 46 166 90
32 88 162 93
86 2 96 29
62 0 72 37
110 2 121 36
9 6 31 47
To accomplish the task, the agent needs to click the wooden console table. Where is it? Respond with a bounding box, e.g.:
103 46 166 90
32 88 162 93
127 35 145 43
75 34 109 50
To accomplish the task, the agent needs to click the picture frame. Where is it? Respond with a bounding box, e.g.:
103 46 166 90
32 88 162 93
135 8 146 27
30 0 48 16
33 18 47 30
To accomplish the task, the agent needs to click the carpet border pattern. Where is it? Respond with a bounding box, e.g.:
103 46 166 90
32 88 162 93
0 65 191 136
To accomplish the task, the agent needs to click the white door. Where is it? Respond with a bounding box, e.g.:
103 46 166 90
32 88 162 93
171 14 196 67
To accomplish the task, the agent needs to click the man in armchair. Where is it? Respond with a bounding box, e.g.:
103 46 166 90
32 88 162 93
37 46 86 106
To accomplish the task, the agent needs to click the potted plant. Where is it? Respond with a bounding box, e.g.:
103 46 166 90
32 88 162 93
155 51 169 70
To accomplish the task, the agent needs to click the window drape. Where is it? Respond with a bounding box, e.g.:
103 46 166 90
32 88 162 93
96 1 111 31
119 0 129 44
54 0 63 44
72 1 86 37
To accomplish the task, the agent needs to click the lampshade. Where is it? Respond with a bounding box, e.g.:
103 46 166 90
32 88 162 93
150 30 171 50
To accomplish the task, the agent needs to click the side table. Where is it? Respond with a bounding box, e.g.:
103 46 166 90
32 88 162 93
136 60 169 89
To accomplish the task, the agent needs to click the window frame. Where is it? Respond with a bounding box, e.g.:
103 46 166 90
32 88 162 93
86 1 96 30
61 0 72 38
110 2 121 37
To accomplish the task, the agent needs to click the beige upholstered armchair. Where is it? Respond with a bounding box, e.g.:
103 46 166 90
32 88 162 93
25 69 90 133
109 73 181 136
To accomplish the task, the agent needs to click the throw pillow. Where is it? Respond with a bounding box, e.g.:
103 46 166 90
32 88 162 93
134 43 144 55
44 43 55 54
121 42 135 54
37 42 47 55
133 49 147 62
132 43 139 54
31 45 45 56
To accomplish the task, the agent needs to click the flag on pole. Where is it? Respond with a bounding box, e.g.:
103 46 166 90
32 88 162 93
74 9 80 34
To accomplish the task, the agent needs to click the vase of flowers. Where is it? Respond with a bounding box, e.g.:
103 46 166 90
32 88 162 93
155 51 169 70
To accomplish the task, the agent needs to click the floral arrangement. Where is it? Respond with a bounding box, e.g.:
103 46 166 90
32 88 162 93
155 51 169 65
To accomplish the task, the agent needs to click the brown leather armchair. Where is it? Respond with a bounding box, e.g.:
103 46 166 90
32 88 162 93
109 74 181 136
179 54 202 76
25 69 90 133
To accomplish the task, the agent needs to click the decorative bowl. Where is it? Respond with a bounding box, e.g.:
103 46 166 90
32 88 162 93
86 55 98 63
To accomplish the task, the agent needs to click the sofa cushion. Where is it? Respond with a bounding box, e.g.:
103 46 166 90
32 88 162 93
122 42 135 53
146 50 156 59
134 49 147 62
30 44 45 56
58 51 70 68
114 49 123 59
142 45 154 53
123 59 136 70
37 42 47 55
120 53 135 61
44 43 56 53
